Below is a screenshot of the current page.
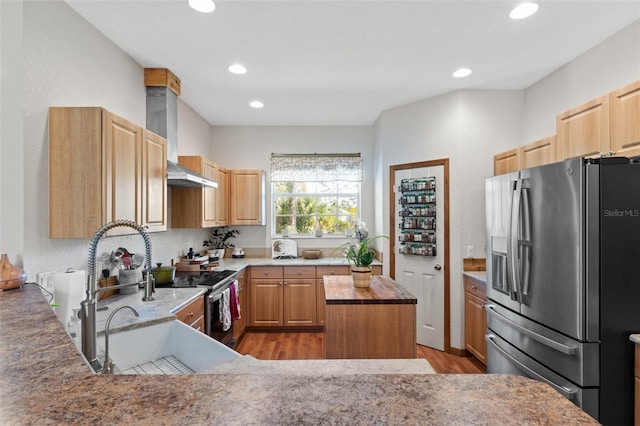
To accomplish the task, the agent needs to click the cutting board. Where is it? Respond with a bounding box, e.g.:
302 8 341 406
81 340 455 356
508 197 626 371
98 276 117 300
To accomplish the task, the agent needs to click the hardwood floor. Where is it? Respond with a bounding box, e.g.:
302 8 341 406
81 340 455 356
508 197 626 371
236 331 486 374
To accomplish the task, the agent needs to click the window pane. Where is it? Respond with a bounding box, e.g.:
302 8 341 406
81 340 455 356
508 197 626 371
272 172 360 235
337 197 357 215
338 181 359 193
274 196 294 215
318 182 337 193
295 216 316 234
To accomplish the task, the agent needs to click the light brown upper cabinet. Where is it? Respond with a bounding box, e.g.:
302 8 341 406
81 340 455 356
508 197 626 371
521 136 557 169
493 147 521 175
610 80 640 158
141 130 168 233
215 166 229 226
557 95 611 159
230 169 266 225
49 107 167 238
171 156 220 228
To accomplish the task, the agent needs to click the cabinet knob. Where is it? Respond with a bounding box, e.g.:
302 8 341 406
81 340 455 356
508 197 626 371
471 285 476 290
264 271 268 275
434 264 442 271
298 271 302 275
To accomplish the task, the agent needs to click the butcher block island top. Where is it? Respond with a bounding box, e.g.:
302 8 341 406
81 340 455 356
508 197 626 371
0 285 598 425
323 275 418 359
324 274 418 305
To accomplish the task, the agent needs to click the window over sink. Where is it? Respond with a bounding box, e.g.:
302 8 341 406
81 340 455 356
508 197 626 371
270 153 362 237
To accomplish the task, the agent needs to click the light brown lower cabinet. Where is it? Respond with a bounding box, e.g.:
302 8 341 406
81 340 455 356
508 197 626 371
233 269 247 342
249 264 384 329
464 274 487 365
175 295 205 333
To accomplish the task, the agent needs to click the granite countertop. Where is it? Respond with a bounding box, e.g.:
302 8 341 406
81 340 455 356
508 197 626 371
209 255 381 269
0 285 598 425
324 275 417 305
95 287 207 335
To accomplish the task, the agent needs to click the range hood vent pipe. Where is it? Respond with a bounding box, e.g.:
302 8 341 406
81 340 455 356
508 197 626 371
145 69 217 188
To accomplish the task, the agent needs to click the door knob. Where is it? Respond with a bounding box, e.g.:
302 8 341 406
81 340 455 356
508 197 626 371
434 264 442 271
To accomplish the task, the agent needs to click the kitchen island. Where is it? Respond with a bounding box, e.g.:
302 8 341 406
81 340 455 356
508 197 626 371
0 285 598 425
323 274 417 359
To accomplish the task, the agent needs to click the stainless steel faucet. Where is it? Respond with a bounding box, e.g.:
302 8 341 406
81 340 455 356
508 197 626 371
102 305 139 374
80 220 154 372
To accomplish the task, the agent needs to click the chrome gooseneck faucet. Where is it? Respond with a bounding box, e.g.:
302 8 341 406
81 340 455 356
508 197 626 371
102 305 139 374
80 220 154 372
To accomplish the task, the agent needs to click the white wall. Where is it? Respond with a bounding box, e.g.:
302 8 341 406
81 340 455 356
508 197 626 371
374 90 524 350
210 126 374 250
21 1 212 280
0 0 25 264
523 20 640 143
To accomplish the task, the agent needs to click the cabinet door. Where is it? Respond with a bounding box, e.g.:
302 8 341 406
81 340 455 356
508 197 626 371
521 136 557 169
202 159 218 227
610 80 640 158
494 147 521 175
465 292 487 365
49 107 103 238
283 278 316 326
316 278 326 326
216 166 230 226
230 169 266 225
250 278 282 326
175 296 205 332
141 130 167 232
557 95 610 159
233 270 247 341
104 111 142 236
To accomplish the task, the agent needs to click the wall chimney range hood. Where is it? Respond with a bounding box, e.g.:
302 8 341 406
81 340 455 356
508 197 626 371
145 69 217 188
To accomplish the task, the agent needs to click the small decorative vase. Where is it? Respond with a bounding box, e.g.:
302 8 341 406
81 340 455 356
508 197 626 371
0 254 27 291
351 266 372 288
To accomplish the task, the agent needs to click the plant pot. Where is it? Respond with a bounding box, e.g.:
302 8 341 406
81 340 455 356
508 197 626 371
351 266 372 288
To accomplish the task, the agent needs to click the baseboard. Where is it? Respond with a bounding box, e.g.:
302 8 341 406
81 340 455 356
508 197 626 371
449 347 470 357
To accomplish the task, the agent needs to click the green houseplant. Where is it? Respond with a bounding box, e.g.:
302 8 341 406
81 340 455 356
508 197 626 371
337 235 388 287
203 227 239 259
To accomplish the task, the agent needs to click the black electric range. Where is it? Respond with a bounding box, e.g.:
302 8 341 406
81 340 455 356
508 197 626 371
157 269 237 289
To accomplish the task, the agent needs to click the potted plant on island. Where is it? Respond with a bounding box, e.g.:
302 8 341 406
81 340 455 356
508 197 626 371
203 227 239 260
336 235 388 288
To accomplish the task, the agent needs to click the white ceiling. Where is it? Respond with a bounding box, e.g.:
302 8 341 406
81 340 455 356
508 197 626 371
65 0 640 126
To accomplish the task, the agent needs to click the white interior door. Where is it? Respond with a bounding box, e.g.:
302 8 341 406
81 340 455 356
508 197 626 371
394 165 445 350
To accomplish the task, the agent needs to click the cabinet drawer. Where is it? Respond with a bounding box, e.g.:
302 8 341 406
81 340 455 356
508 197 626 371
316 265 350 278
284 266 316 279
463 275 487 300
252 266 283 278
175 296 204 325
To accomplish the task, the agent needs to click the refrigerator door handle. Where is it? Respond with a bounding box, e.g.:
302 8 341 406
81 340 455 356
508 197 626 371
486 304 577 355
519 185 532 300
507 178 522 302
486 334 578 401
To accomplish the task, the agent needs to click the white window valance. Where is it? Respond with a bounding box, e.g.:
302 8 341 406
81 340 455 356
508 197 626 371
270 153 363 182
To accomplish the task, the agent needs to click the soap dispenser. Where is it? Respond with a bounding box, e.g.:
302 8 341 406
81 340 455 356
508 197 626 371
187 248 195 259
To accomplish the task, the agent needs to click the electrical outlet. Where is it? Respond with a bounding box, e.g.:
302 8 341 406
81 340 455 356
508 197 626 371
37 271 56 303
466 246 474 258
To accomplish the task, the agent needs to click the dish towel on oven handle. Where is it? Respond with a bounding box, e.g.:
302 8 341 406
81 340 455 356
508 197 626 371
230 279 241 321
220 288 232 331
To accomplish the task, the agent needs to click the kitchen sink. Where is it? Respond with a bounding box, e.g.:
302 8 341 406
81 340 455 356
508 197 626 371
96 320 240 374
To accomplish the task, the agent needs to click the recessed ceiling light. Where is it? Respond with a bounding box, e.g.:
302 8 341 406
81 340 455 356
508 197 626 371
249 100 264 109
188 0 215 13
510 2 539 20
228 64 248 75
452 68 472 78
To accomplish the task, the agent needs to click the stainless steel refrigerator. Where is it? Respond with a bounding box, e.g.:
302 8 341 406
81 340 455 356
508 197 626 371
485 156 640 425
